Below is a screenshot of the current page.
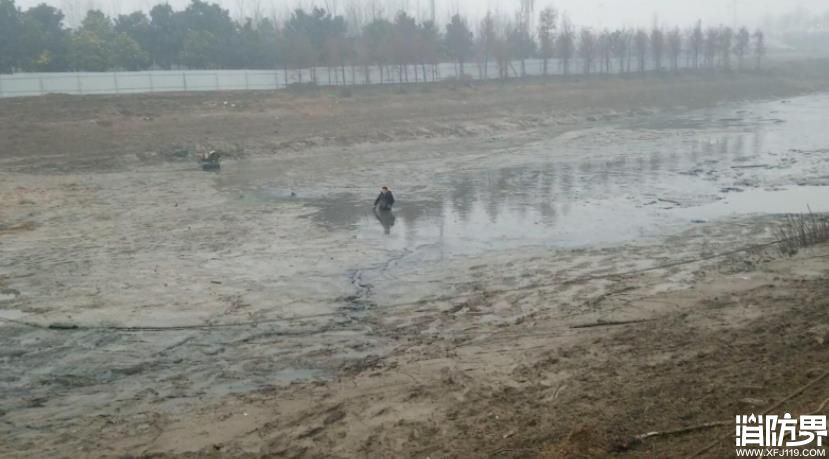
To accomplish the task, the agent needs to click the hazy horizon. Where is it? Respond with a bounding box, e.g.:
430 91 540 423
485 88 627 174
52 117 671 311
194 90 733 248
13 0 829 29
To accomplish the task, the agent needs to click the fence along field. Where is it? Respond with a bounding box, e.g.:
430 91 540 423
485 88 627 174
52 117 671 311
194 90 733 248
0 57 700 98
0 60 555 98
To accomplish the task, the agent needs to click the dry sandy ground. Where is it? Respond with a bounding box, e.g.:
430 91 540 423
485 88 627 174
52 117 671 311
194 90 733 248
1 64 829 458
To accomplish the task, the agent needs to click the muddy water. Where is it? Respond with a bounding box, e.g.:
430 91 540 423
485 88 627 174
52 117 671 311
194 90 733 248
221 94 829 257
204 93 829 319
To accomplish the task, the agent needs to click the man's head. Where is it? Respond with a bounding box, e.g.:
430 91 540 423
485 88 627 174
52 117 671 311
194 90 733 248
382 186 389 191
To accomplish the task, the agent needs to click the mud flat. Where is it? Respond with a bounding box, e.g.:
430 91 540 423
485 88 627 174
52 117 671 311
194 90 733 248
1 69 829 458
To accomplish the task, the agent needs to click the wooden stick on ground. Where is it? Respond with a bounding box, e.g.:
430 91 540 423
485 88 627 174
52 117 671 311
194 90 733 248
571 319 651 329
811 397 829 414
634 421 733 441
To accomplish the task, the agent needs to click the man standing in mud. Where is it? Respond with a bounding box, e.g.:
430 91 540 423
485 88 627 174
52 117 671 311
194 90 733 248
374 186 395 211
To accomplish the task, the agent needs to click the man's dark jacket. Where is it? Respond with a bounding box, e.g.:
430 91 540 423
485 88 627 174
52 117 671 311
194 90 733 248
374 191 395 210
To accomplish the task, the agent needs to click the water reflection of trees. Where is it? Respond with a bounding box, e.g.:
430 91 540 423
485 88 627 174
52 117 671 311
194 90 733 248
752 131 764 157
449 176 476 222
395 198 444 245
318 128 771 239
688 131 765 164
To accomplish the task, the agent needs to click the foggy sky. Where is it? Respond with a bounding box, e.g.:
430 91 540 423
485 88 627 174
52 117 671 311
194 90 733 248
14 0 828 28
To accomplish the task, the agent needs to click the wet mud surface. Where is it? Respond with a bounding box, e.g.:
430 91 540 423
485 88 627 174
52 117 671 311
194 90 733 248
1 83 829 457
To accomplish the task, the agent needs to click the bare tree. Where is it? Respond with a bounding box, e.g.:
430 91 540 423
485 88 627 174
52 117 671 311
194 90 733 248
248 0 263 24
493 19 511 81
650 26 664 71
283 28 315 83
235 0 246 23
556 14 575 76
477 12 496 79
667 27 682 71
719 26 733 70
325 37 348 84
634 28 648 74
688 20 702 69
578 28 596 75
733 26 750 70
537 6 557 76
392 11 418 83
445 14 473 78
610 29 627 74
362 17 393 84
354 32 372 83
753 29 766 69
507 13 535 77
623 30 634 74
343 0 366 32
703 27 718 69
598 30 612 73
418 20 440 81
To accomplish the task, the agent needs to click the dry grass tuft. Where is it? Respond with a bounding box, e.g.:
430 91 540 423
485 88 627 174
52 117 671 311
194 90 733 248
775 208 829 255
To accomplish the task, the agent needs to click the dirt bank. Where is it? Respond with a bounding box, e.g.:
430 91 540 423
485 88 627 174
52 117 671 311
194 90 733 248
1 61 828 173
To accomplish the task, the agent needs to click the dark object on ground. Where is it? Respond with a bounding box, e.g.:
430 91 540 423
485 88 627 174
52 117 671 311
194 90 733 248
199 151 222 171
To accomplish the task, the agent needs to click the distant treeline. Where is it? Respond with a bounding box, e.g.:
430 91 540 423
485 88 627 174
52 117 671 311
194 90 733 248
0 0 767 81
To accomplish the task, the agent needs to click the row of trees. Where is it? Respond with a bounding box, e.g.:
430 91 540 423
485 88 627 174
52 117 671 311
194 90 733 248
1 0 767 81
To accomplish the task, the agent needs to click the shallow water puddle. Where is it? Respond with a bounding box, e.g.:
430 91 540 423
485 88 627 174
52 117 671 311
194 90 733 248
679 186 829 218
217 94 829 256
